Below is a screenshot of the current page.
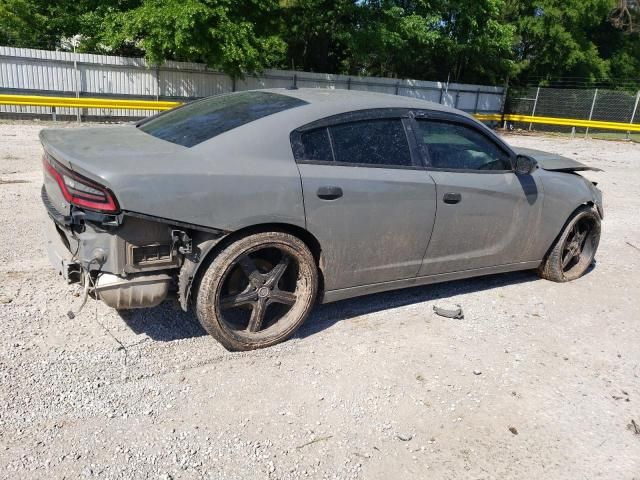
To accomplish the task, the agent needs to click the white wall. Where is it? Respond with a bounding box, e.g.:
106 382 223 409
0 46 505 119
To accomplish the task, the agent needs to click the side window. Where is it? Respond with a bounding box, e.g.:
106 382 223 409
300 128 333 161
329 119 412 167
415 120 512 171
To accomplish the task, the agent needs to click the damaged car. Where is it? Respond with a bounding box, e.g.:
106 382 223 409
41 89 603 351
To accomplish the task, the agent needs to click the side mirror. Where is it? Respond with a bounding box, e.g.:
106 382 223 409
515 155 538 175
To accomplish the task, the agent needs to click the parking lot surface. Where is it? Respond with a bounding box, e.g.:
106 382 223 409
0 122 639 479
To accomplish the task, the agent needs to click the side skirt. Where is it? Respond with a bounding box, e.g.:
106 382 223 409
321 261 541 304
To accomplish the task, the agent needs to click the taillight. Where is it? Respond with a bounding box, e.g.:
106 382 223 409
42 154 119 213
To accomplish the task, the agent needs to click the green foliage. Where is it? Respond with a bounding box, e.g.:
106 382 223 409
343 1 442 77
507 0 615 85
100 0 287 78
0 0 95 49
0 0 639 88
279 0 355 73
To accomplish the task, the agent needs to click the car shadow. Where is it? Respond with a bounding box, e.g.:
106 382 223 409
297 270 540 339
118 269 540 342
118 301 208 342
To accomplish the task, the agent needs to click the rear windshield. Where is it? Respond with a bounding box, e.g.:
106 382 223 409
138 91 307 147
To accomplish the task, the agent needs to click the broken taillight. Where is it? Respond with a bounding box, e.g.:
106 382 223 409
42 153 119 213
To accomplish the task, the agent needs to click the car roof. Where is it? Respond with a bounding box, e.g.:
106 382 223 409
190 88 491 157
260 87 461 116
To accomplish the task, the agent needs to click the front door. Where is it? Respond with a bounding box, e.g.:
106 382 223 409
292 114 437 291
411 115 543 276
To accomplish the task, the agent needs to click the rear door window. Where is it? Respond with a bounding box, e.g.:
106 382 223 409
293 116 413 168
299 128 333 161
139 91 307 147
329 119 412 167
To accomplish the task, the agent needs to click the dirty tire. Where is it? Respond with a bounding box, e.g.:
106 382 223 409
195 232 318 351
537 205 601 282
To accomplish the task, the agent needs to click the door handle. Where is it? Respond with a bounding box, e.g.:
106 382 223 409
317 186 343 200
443 192 461 204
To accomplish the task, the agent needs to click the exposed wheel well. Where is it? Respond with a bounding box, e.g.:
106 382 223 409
227 223 322 267
540 201 598 263
181 223 324 310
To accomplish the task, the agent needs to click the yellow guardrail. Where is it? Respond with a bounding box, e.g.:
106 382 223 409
499 113 640 132
0 94 181 110
473 113 503 122
474 112 640 132
1 93 638 132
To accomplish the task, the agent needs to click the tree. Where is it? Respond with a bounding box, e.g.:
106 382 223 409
342 0 441 78
430 0 516 84
0 0 103 49
506 0 614 86
1 0 639 88
99 0 286 78
609 0 640 32
280 0 355 73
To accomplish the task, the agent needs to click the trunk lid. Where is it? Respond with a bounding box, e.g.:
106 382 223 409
40 125 188 184
40 125 193 217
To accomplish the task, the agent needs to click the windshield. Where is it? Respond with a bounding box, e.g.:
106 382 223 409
138 91 307 147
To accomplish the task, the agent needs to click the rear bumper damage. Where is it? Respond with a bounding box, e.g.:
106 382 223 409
44 215 174 309
45 219 81 283
43 186 221 310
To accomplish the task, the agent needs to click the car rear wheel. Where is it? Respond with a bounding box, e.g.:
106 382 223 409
195 231 318 351
537 206 601 282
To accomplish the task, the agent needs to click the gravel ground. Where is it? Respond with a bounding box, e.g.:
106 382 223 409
0 121 639 479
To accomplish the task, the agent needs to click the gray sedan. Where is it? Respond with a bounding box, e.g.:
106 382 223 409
41 89 603 350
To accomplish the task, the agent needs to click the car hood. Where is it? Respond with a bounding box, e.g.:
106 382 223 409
513 147 602 172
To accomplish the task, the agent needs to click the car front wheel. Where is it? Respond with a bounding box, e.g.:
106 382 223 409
195 231 318 351
537 205 601 282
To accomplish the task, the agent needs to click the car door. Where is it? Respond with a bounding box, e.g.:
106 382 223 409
291 110 437 291
411 112 543 276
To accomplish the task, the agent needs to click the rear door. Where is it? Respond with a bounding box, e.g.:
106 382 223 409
411 112 543 276
292 110 437 291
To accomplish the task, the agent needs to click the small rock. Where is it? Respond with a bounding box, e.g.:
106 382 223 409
396 434 413 442
508 426 518 435
0 294 12 304
473 370 482 376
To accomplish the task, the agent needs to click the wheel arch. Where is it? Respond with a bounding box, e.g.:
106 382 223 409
539 200 598 264
178 222 324 311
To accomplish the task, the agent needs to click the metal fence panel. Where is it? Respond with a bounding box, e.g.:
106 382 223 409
0 46 504 120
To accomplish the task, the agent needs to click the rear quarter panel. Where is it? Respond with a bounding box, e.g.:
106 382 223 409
187 120 307 230
53 121 308 231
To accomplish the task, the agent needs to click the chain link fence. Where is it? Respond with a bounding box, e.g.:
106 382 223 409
506 87 640 139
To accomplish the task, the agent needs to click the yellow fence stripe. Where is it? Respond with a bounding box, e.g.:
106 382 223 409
473 113 503 121
473 112 640 132
500 114 640 132
1 93 638 131
0 94 181 110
